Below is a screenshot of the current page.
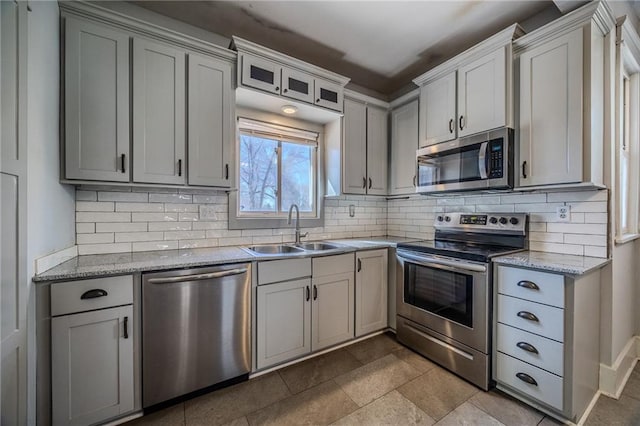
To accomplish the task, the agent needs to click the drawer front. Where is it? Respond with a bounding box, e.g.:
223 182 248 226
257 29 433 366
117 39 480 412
258 258 311 285
313 253 354 277
498 266 564 308
497 323 564 376
496 352 563 411
51 275 133 316
497 295 564 342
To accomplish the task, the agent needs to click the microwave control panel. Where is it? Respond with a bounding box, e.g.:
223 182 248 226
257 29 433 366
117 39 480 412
488 139 503 179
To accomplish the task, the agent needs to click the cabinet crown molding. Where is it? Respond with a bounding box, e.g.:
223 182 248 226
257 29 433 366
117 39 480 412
59 1 237 62
231 36 350 87
343 89 390 109
412 23 524 86
513 1 615 54
618 16 640 72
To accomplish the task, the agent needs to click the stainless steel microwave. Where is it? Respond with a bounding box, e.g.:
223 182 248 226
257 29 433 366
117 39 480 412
416 128 514 194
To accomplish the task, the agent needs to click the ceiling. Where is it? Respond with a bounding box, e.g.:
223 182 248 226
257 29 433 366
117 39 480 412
133 1 564 97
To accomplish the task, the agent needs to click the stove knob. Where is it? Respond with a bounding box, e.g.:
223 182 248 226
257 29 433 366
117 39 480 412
499 217 508 225
445 216 451 222
489 217 498 224
510 217 519 225
437 216 444 222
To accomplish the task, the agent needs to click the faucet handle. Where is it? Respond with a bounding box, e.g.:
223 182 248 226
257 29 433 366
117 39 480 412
300 232 309 239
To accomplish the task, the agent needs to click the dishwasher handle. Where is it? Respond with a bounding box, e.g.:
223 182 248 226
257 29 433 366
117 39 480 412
147 268 248 284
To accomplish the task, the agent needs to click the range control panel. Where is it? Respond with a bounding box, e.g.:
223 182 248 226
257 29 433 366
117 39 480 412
434 212 527 234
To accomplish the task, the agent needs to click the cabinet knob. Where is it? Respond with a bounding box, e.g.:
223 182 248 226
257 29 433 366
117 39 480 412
316 98 320 103
275 86 279 92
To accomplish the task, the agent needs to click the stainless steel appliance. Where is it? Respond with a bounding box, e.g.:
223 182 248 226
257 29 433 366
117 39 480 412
142 264 251 408
416 128 514 193
396 212 527 390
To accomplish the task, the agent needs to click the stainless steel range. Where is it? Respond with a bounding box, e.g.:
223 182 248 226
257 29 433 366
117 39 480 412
396 212 527 390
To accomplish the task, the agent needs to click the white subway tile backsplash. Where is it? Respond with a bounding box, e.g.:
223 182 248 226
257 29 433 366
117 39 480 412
77 233 114 244
564 233 607 246
115 232 164 243
96 222 148 233
179 212 200 221
529 241 584 256
132 241 179 252
116 203 164 212
148 222 193 231
179 238 219 249
164 231 206 240
76 223 95 234
76 212 130 223
546 223 607 235
149 193 192 204
76 201 115 212
131 212 178 222
165 204 199 213
78 242 132 255
76 190 97 201
585 246 608 258
98 191 148 202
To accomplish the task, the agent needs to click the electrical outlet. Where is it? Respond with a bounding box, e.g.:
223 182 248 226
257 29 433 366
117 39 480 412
556 205 571 222
349 204 356 217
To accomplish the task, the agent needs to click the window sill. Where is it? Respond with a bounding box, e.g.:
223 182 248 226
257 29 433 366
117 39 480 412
227 215 324 230
615 233 640 245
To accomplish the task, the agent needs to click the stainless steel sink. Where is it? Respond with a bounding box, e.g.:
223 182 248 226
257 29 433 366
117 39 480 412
295 242 341 251
244 244 304 255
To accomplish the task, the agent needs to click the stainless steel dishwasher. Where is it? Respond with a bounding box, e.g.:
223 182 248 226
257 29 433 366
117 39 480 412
142 263 251 408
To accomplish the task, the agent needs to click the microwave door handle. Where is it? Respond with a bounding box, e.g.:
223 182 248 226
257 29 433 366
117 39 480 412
478 142 488 179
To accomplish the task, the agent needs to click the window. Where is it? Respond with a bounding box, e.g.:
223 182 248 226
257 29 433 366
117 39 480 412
237 118 318 218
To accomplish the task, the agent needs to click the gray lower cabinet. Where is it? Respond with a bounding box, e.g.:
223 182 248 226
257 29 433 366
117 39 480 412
355 249 388 336
64 17 130 182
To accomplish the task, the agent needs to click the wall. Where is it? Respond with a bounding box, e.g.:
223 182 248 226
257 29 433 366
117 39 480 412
75 188 386 255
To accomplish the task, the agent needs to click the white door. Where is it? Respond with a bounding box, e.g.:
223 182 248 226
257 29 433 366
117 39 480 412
390 99 419 195
256 279 311 369
355 249 388 337
366 106 388 195
241 54 282 94
342 98 367 194
281 67 314 103
311 272 354 351
188 53 233 187
51 306 134 426
457 47 507 137
518 28 583 187
64 17 130 182
1 2 28 424
420 71 456 146
133 38 186 185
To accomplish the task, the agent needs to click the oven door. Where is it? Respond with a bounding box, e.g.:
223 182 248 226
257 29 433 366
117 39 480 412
396 250 489 353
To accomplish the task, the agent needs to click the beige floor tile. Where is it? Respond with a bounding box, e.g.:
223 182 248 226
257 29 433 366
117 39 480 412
469 390 544 426
334 353 422 407
435 402 505 426
398 367 479 421
393 347 437 374
331 390 435 426
245 380 358 426
127 403 185 425
584 394 640 426
623 369 640 401
345 333 403 364
184 373 291 426
278 349 363 394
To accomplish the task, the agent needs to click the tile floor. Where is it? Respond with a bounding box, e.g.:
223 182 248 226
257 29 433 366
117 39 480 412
127 333 637 425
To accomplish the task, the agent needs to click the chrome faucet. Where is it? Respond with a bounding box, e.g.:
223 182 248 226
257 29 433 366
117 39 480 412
287 204 308 244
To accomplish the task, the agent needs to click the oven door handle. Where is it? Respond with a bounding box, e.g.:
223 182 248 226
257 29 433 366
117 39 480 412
398 251 487 273
478 141 488 179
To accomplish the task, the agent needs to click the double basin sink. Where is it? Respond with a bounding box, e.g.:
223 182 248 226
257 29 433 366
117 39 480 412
243 242 342 256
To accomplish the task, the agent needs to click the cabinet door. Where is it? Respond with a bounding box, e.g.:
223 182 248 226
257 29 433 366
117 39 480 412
420 71 456 146
188 53 233 187
314 78 343 112
256 279 311 369
52 306 134 426
64 17 130 182
241 54 282 95
133 38 186 185
355 249 388 336
457 47 506 137
311 272 354 351
342 98 367 194
390 99 419 195
518 28 583 187
281 67 314 103
366 106 389 195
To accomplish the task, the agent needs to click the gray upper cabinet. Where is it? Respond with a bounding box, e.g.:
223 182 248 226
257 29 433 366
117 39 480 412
342 98 368 194
281 67 314 103
64 17 130 182
188 53 233 187
390 99 419 195
366 106 388 195
133 38 186 185
420 71 457 147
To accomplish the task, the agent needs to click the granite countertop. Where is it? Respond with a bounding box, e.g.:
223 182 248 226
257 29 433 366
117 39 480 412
493 251 611 275
33 236 417 282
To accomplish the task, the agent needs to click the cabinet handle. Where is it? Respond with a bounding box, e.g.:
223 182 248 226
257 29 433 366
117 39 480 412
178 159 182 177
362 177 367 189
449 119 454 134
313 285 318 301
306 286 310 301
225 164 229 180
516 341 539 354
357 258 362 272
316 98 320 103
516 372 538 386
459 115 464 130
283 88 288 93
517 280 539 290
275 86 279 92
123 316 129 339
517 311 539 322
413 175 417 187
522 161 527 179
120 154 126 173
368 177 372 189
80 289 108 300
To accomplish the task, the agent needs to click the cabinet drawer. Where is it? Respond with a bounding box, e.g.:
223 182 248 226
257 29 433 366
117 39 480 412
496 352 563 411
313 253 354 277
497 323 564 376
51 275 133 316
497 295 564 342
258 258 311 285
498 266 564 308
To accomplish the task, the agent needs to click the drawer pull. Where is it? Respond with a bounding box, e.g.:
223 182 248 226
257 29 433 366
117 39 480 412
516 341 539 354
517 280 540 290
123 316 129 339
80 289 108 300
517 311 539 322
516 372 538 386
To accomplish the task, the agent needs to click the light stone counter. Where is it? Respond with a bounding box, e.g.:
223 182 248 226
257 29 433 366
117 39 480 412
493 250 611 275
